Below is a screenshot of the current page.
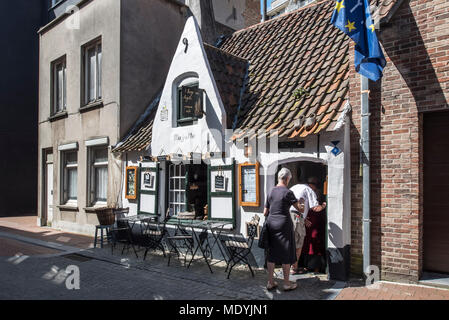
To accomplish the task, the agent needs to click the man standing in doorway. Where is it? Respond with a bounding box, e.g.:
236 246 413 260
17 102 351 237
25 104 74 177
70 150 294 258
289 169 326 274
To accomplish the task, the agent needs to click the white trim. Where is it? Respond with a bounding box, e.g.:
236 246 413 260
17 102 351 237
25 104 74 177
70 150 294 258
58 142 78 151
85 137 109 147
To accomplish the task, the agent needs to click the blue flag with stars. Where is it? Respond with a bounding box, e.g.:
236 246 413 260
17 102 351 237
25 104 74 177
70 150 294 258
331 0 386 81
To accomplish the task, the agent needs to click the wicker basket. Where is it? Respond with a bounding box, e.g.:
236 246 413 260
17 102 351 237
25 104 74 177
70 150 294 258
95 207 115 225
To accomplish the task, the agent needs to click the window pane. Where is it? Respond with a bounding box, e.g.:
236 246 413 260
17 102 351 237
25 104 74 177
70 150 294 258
94 148 108 163
57 64 63 111
66 151 77 165
95 166 108 201
67 168 77 200
87 47 96 102
97 44 102 99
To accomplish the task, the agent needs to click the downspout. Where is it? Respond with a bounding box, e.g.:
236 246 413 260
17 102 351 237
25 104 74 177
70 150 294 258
262 0 267 22
361 75 371 277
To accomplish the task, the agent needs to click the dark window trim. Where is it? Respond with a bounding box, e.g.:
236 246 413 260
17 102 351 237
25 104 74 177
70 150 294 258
79 100 104 113
48 111 68 122
81 36 102 108
50 55 67 117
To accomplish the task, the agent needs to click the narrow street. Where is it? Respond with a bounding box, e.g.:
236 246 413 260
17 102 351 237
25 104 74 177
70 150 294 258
0 216 340 300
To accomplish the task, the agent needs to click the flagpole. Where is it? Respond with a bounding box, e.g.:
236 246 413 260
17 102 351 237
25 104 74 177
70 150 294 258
361 74 371 277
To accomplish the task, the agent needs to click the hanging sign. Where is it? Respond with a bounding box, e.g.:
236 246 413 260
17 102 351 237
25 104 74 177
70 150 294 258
215 175 225 191
181 86 203 119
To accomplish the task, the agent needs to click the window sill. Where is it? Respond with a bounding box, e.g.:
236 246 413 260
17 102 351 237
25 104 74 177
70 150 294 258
48 111 68 122
79 100 104 113
57 204 79 211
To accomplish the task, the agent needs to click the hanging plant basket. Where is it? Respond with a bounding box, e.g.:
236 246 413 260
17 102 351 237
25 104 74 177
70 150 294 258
95 207 115 226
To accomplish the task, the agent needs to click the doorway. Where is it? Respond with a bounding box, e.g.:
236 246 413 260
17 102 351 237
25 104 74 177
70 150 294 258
276 161 328 274
167 162 208 218
424 111 449 274
42 149 53 226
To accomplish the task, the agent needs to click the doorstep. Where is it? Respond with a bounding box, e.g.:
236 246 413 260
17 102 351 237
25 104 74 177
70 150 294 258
419 272 449 290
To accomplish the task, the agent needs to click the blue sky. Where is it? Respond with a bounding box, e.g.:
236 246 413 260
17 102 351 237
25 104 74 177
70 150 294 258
260 0 273 13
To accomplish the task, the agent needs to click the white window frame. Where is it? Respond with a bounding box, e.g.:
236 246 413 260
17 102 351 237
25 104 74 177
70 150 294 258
87 144 108 207
168 163 186 216
51 56 67 115
60 149 78 206
82 39 102 105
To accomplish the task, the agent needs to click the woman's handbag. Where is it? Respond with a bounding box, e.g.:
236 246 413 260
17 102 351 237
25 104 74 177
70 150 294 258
258 221 270 249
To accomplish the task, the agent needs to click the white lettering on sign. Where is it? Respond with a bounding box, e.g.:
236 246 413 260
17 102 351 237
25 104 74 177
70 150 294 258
173 133 195 143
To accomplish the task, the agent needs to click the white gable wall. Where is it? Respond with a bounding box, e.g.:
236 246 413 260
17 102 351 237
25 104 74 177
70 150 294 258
151 16 227 157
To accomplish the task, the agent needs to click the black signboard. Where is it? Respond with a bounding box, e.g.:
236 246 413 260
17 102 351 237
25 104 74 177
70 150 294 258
181 86 203 119
215 175 225 191
278 140 305 149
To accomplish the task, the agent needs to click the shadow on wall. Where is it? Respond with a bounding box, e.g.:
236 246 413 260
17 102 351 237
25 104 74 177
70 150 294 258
381 2 448 112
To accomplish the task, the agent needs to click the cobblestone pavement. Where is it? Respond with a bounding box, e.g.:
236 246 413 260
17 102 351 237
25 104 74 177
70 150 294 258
0 244 339 300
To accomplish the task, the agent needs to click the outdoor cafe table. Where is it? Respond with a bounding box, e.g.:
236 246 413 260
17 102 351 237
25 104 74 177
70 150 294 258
166 217 233 273
117 213 159 231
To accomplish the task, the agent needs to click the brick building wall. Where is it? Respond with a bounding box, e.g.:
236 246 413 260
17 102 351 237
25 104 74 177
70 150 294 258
349 0 449 282
242 0 261 27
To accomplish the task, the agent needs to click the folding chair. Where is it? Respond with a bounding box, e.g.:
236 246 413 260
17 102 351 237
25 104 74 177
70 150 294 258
140 212 170 261
166 224 195 267
223 215 260 279
109 210 138 258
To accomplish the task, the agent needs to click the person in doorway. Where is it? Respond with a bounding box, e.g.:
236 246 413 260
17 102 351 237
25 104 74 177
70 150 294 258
301 176 327 274
263 168 303 291
289 170 326 275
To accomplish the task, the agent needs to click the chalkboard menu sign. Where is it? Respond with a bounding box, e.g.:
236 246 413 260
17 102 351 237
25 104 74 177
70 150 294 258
238 162 260 207
181 86 203 119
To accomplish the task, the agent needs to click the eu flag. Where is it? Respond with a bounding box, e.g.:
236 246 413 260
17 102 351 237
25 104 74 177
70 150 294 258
331 0 386 81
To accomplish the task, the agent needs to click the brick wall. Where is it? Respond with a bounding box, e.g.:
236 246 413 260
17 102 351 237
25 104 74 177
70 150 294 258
243 0 261 27
349 0 449 283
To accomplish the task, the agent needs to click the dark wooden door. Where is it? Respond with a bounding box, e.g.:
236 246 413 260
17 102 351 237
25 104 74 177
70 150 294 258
424 111 449 273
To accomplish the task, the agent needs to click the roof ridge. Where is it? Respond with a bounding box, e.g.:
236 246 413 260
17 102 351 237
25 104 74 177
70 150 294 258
229 0 330 37
203 42 248 63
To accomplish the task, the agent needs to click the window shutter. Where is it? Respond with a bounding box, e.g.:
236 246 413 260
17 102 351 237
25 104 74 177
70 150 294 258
208 160 235 228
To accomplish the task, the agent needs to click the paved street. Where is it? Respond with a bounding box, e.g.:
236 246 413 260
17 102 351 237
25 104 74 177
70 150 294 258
1 215 449 300
0 216 339 300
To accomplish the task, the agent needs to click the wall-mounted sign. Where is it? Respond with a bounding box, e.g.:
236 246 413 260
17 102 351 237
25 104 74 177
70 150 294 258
238 162 260 207
125 166 138 200
160 105 168 121
214 174 229 192
181 86 203 119
278 140 305 149
140 168 157 192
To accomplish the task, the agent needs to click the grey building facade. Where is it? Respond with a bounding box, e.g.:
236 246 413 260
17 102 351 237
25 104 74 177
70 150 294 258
37 0 260 234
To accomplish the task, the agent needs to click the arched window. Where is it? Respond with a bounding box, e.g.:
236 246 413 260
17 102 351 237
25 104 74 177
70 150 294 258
174 75 204 126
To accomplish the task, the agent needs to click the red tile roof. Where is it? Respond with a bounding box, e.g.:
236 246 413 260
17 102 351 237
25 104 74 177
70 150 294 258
220 0 349 139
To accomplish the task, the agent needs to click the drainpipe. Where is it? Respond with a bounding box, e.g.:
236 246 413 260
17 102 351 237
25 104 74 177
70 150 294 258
262 0 267 22
361 75 371 278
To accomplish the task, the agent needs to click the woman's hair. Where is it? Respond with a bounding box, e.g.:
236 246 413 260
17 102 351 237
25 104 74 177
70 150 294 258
277 167 292 183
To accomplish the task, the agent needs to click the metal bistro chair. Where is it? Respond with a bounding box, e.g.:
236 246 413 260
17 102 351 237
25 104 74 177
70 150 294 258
108 208 139 258
166 222 195 267
223 215 260 279
140 212 170 261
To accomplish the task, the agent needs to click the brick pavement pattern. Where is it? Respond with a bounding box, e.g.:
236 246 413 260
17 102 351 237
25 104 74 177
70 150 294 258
336 281 449 300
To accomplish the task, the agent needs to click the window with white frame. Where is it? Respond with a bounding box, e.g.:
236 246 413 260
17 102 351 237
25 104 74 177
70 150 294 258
88 146 108 206
168 163 186 215
61 150 77 204
82 39 102 105
51 56 66 115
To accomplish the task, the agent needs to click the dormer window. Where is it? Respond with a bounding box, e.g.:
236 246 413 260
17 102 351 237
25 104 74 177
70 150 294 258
177 82 204 126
